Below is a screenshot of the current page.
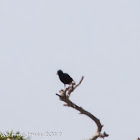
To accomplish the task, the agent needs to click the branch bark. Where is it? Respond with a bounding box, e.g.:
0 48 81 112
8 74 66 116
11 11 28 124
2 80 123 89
56 76 108 140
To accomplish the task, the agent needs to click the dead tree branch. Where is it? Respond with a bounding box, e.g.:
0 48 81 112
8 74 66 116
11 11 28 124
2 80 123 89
56 76 108 140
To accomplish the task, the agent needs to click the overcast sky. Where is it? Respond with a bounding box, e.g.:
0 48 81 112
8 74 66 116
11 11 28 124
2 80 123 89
0 1 140 140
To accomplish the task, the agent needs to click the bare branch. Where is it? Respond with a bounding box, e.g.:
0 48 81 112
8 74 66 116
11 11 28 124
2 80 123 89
56 76 108 140
67 76 84 96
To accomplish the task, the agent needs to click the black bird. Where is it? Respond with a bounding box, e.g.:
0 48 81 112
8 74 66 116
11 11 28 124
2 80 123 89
57 70 75 87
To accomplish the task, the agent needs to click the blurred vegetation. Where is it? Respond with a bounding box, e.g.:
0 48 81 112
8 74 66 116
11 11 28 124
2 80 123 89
0 131 29 140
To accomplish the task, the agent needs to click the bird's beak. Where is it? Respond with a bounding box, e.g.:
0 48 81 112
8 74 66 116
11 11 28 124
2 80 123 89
56 73 58 75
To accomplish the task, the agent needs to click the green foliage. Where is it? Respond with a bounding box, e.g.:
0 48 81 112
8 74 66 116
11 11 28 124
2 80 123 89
0 131 29 140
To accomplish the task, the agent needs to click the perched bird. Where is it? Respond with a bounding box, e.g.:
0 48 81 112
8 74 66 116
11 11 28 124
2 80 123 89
57 70 75 87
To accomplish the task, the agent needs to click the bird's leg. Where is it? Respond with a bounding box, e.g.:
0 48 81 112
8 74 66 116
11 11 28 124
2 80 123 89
64 84 68 96
64 84 66 89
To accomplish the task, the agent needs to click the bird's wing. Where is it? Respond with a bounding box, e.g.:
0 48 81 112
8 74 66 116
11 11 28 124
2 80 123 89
64 73 73 81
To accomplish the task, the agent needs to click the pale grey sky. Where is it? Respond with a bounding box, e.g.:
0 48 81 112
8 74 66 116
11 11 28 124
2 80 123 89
0 1 140 140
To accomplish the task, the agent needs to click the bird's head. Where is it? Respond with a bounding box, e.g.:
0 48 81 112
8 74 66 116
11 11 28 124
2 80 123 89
57 70 63 75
